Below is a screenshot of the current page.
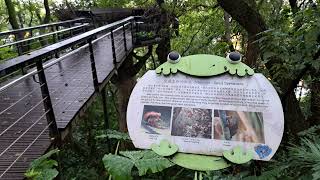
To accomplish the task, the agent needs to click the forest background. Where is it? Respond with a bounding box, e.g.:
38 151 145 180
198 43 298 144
2 0 320 179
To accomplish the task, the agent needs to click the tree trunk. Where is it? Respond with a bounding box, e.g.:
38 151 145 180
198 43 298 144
223 11 234 51
156 38 170 63
283 91 308 133
37 0 51 46
114 54 137 132
4 0 20 30
289 0 298 14
217 0 307 134
310 80 320 125
42 0 50 24
155 0 171 63
245 34 259 67
4 0 27 55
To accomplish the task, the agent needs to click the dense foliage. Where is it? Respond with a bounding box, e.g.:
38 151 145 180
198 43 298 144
1 0 320 179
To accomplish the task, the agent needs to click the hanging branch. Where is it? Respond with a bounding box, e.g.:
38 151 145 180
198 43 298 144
108 84 120 117
281 47 320 100
128 45 153 76
182 17 208 56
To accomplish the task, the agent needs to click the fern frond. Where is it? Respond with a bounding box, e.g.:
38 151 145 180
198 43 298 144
290 138 320 179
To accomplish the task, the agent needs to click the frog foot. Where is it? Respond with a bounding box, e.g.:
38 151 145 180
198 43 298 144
226 63 254 76
223 146 253 164
151 139 178 157
155 63 178 75
155 52 180 75
224 52 254 76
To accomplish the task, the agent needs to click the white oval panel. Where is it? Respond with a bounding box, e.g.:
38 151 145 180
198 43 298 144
127 70 284 161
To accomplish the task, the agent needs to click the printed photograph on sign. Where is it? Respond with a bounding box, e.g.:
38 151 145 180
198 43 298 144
171 107 212 139
213 110 265 143
141 105 172 135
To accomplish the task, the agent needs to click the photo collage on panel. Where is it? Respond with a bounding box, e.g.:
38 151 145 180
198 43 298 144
141 105 264 143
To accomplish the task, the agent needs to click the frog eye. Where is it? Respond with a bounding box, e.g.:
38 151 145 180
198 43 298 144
227 51 242 64
167 51 181 64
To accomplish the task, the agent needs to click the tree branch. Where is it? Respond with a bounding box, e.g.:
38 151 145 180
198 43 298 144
182 17 207 56
289 0 298 13
281 47 320 102
217 0 267 35
42 0 50 24
128 45 153 76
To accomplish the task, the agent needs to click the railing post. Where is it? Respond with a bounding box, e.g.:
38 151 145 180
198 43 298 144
131 20 135 44
110 28 117 68
101 87 109 129
55 25 61 43
68 23 75 50
100 86 111 152
51 26 57 43
51 26 59 58
36 59 61 146
14 32 27 74
28 30 33 51
122 24 127 54
14 33 23 56
88 38 99 91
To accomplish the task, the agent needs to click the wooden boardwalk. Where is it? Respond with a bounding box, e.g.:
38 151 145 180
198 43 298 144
0 18 133 179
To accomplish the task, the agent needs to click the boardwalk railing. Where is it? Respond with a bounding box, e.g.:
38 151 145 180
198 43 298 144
0 18 90 61
0 16 136 179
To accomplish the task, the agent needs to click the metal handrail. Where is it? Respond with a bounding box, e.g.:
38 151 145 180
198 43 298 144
0 17 134 92
0 16 135 75
0 26 118 93
0 23 89 49
0 18 89 37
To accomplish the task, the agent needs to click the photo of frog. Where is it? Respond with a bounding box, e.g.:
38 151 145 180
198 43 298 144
213 110 264 143
141 105 172 135
171 107 212 139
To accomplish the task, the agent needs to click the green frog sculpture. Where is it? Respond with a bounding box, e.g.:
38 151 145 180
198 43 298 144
156 51 254 77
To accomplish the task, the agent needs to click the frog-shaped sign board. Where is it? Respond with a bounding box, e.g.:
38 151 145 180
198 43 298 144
127 53 284 161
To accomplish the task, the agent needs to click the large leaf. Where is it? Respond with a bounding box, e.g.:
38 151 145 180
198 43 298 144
133 151 174 176
223 146 253 164
96 129 131 141
102 150 174 179
151 139 178 157
39 169 59 180
102 154 134 180
119 151 145 160
171 153 230 171
25 149 59 180
29 149 59 169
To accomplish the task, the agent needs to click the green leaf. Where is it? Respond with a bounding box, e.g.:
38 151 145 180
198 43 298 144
151 139 178 156
25 149 59 179
29 149 59 169
40 169 59 180
134 151 174 176
24 169 40 179
96 129 131 141
102 150 174 178
290 138 320 179
223 146 253 164
102 154 134 180
119 151 145 161
171 153 230 171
